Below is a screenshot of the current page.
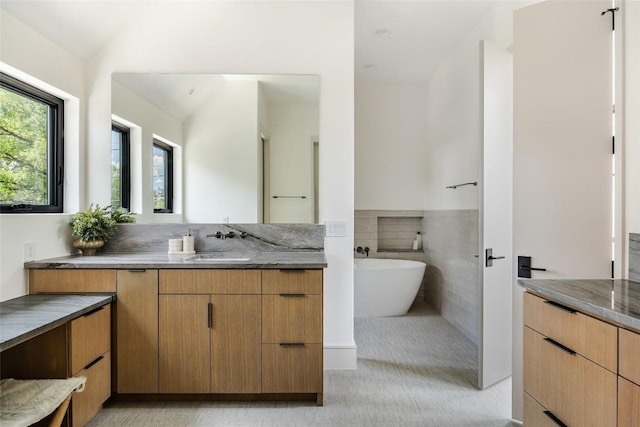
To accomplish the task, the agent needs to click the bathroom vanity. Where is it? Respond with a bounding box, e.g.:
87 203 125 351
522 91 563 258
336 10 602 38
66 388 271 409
519 278 640 427
23 250 326 425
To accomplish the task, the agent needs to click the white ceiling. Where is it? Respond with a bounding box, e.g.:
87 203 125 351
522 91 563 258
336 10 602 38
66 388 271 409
0 0 522 118
113 73 320 122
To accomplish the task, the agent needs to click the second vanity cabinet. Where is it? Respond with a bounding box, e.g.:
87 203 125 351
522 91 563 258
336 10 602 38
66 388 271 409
523 290 640 427
523 292 618 426
158 270 261 393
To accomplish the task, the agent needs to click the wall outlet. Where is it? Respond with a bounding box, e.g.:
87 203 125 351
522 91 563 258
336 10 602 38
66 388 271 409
325 221 347 237
24 242 35 261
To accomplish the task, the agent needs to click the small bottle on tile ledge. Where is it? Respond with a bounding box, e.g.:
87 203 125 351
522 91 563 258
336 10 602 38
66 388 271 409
415 232 422 250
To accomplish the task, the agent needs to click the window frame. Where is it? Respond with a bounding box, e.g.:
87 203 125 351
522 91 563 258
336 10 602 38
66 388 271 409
152 139 173 214
111 122 131 210
0 72 64 214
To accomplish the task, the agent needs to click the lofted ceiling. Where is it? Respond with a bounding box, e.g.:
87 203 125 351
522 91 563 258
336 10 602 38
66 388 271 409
1 0 525 118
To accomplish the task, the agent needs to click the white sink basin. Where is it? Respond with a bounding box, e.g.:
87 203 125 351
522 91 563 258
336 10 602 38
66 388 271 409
184 254 251 262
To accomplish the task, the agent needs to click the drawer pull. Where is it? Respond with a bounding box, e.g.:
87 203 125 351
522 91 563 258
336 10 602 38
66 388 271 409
81 305 106 317
208 303 213 328
543 300 577 314
543 337 576 355
127 269 147 273
84 355 104 370
543 410 568 427
279 293 305 298
279 343 305 347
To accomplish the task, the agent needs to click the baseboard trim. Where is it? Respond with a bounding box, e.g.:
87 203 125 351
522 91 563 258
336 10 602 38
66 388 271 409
324 343 357 369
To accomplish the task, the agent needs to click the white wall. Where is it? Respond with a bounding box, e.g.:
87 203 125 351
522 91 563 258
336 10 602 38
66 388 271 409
184 80 260 223
355 81 429 209
86 1 356 368
423 3 517 212
111 81 184 223
0 11 85 301
269 102 319 223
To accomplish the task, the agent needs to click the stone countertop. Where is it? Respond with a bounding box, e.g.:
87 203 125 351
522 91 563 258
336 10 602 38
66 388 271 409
518 278 640 333
23 251 327 270
0 294 115 352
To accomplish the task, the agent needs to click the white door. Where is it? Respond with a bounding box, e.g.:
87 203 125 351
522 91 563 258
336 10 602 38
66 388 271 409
512 0 613 419
479 40 513 390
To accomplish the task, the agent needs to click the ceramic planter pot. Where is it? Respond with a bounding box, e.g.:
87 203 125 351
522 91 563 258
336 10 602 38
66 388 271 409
73 238 104 256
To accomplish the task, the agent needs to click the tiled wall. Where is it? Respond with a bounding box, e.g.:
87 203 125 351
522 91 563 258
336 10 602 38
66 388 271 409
421 210 480 346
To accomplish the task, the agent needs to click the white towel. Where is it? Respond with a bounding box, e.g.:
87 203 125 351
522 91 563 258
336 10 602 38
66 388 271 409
0 377 86 427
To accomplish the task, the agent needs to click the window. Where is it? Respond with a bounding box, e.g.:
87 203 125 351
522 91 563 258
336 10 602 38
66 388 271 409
152 140 173 213
0 73 64 213
111 123 130 210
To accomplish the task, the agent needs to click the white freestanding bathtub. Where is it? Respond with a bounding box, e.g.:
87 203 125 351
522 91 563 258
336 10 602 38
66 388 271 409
354 258 426 318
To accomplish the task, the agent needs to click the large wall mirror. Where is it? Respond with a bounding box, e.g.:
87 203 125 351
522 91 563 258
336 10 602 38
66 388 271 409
111 73 320 224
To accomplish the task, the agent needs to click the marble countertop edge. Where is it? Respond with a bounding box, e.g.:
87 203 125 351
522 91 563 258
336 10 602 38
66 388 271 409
23 251 328 269
518 278 640 333
0 294 115 352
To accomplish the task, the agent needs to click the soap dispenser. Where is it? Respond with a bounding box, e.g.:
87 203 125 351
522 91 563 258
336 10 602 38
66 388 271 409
415 232 422 250
183 229 195 254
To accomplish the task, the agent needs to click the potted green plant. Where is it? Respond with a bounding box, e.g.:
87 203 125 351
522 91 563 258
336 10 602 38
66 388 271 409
110 206 136 224
71 205 135 255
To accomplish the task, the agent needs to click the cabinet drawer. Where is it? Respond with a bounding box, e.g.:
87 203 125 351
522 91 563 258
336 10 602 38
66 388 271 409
523 326 617 427
523 292 617 371
524 392 560 427
619 376 640 427
70 305 111 375
159 270 260 294
71 351 111 427
262 270 322 295
619 328 640 385
262 295 322 343
29 269 116 293
262 344 322 393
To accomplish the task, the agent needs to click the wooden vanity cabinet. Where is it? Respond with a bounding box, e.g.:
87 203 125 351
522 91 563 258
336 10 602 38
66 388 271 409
261 269 323 403
158 270 261 394
523 292 617 427
115 269 159 393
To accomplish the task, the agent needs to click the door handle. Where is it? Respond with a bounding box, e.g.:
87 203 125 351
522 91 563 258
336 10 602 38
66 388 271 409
485 248 505 267
517 256 547 278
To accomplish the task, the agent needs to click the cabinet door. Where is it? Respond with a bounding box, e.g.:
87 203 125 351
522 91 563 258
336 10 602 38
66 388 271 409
619 376 640 427
210 295 261 393
619 328 640 386
116 269 159 393
159 295 210 393
262 294 322 344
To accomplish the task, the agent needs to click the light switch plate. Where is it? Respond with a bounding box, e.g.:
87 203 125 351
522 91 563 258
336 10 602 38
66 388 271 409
325 221 346 237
